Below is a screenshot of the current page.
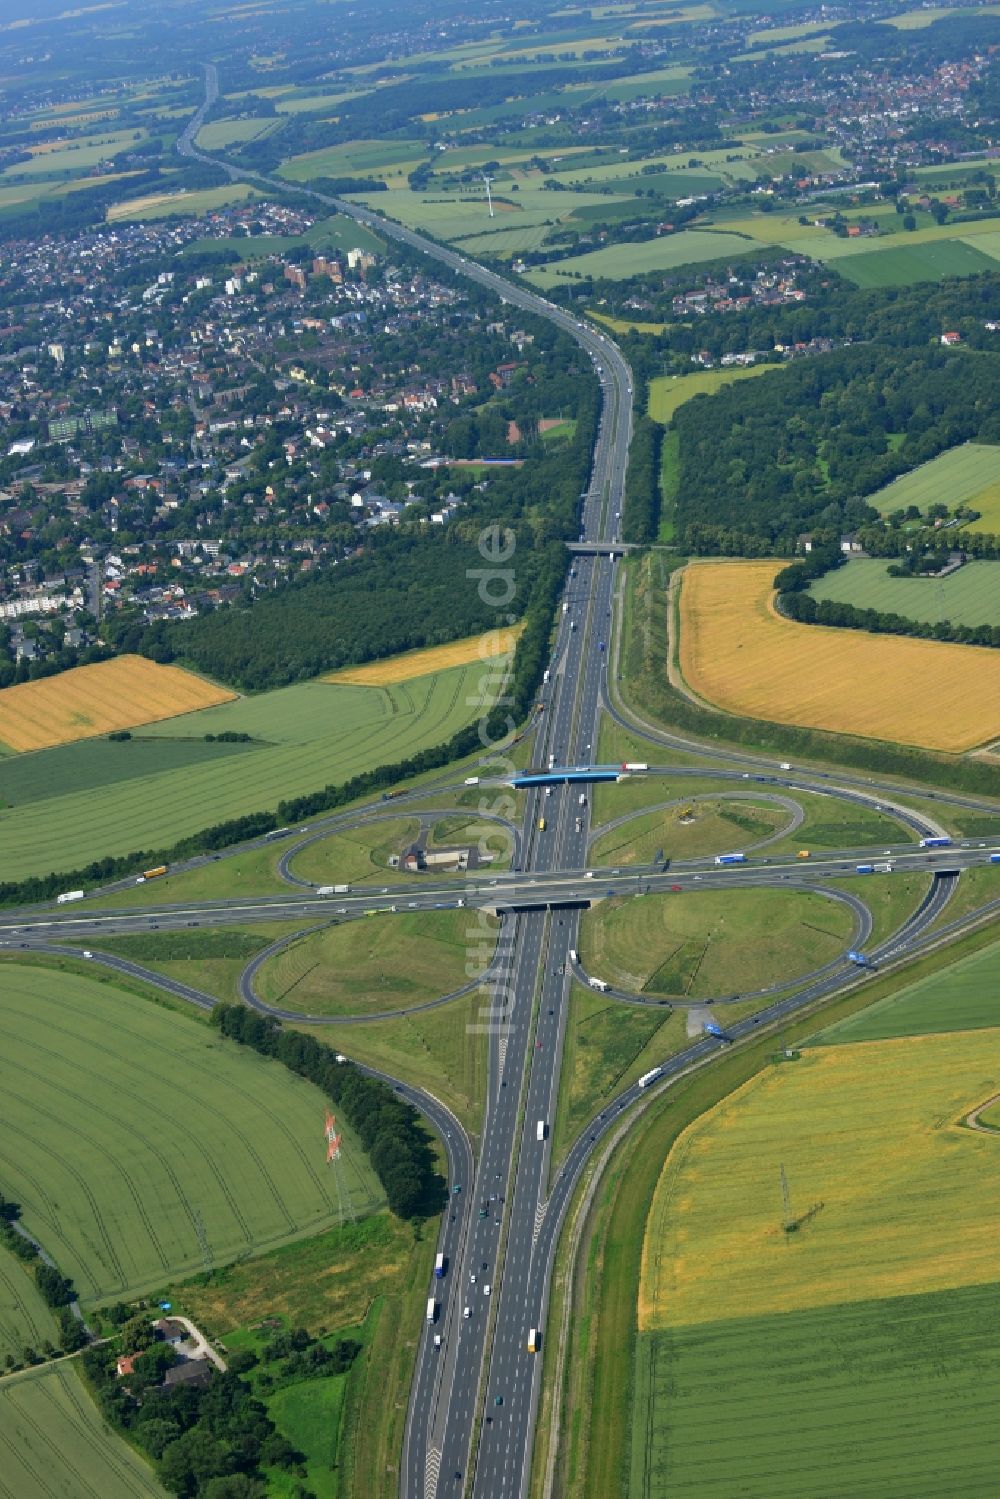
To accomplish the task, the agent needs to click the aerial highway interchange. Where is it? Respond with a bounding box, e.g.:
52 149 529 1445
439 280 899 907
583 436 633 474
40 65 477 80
2 63 997 1499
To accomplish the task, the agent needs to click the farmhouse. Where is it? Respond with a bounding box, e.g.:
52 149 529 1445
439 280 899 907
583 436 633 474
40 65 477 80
153 1317 190 1348
161 1358 214 1391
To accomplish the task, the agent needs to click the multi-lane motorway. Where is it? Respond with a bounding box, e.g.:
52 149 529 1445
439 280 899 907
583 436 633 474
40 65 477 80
10 65 986 1498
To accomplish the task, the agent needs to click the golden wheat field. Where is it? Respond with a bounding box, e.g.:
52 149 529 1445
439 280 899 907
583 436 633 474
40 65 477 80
639 1030 1000 1331
0 656 235 752
326 626 521 687
678 560 1000 752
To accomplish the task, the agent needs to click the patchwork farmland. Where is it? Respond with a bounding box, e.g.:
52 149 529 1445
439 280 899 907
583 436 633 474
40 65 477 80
0 964 383 1304
678 560 1000 751
523 230 759 285
633 1025 1000 1498
0 660 488 879
0 656 235 752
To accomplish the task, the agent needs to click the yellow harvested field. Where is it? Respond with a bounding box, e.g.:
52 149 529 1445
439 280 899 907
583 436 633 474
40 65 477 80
326 626 521 686
640 1030 1000 1331
591 311 666 336
678 560 1000 752
0 656 235 752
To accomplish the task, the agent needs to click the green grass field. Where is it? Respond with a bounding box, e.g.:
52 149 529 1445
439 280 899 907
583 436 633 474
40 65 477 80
547 158 721 193
865 442 1000 524
524 229 758 285
959 228 1000 263
589 797 790 865
195 116 279 149
164 1210 417 1344
450 223 558 256
553 985 684 1161
808 559 1000 626
767 791 915 854
837 871 932 945
589 784 907 868
266 1375 346 1498
0 662 488 879
830 237 999 286
256 908 496 1017
589 771 773 827
0 1365 167 1499
0 965 383 1304
86 844 290 906
0 733 258 807
647 364 775 424
580 888 855 998
632 1281 1000 1499
295 984 488 1136
0 1244 59 1365
274 88 367 115
814 936 1000 1044
278 138 427 184
84 924 304 1006
287 817 421 885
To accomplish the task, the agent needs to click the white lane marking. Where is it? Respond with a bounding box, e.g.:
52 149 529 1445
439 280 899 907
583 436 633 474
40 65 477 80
532 1200 547 1248
425 1444 442 1499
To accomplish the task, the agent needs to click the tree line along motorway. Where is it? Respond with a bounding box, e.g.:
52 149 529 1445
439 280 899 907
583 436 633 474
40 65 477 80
7 63 986 1499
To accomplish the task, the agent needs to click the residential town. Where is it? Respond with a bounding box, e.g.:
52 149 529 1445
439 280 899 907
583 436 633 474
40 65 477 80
0 200 549 682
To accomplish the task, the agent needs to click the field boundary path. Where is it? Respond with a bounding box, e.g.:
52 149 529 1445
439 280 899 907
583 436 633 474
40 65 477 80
964 1092 1000 1133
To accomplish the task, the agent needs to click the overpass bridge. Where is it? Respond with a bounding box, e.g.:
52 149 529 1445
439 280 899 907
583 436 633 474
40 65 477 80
567 541 636 556
566 541 674 556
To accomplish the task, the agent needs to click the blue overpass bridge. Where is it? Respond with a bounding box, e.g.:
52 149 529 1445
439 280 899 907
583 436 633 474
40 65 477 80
511 765 632 789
